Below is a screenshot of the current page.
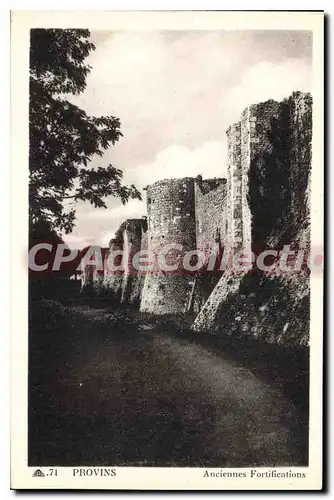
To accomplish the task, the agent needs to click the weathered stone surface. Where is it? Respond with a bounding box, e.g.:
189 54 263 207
195 177 228 255
140 178 197 314
104 218 148 304
192 272 246 332
81 218 148 300
80 91 312 346
191 92 312 346
80 248 108 296
103 237 124 300
140 176 230 314
193 270 310 346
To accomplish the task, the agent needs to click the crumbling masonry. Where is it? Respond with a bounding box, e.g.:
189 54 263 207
82 91 312 346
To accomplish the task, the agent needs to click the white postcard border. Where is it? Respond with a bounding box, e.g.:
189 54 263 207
10 10 324 490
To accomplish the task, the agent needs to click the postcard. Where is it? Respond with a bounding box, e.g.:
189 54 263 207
10 10 324 490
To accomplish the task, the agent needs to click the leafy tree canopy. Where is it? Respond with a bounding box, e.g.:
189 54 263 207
30 28 141 234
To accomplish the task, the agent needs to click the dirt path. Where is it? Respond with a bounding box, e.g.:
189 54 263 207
30 303 307 466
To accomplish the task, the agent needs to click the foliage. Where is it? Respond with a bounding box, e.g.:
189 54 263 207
30 29 141 234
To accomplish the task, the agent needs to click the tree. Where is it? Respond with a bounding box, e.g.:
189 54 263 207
29 29 141 234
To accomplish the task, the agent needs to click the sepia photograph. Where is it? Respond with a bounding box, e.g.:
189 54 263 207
10 10 324 490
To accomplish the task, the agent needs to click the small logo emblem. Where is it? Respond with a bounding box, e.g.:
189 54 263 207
32 469 45 477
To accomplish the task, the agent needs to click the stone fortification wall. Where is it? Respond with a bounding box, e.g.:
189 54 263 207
103 218 147 304
192 92 312 346
80 247 108 295
195 176 228 257
140 178 197 314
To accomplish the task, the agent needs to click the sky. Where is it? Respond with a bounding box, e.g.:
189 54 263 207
64 30 312 249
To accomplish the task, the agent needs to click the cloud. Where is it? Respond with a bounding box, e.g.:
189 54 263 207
73 198 145 246
68 141 227 246
67 30 312 246
73 31 311 172
82 141 227 221
83 198 146 221
62 234 95 250
126 141 228 189
99 231 116 248
220 59 312 122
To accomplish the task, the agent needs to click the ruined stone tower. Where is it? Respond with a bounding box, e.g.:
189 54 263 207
192 92 312 337
140 178 197 314
103 236 124 300
226 122 243 251
80 247 108 295
225 99 283 256
120 218 147 305
80 90 312 346
104 218 147 304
